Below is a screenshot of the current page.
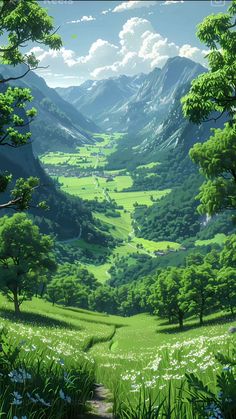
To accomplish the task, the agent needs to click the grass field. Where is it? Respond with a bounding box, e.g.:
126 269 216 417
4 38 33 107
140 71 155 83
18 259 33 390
40 132 124 170
137 162 160 170
40 133 181 283
195 233 227 247
0 296 235 417
59 174 170 210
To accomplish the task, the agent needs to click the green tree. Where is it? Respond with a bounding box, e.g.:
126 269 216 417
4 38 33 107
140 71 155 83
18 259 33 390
220 234 236 268
0 214 57 314
89 286 117 314
149 268 187 328
0 0 62 210
216 267 236 315
182 264 216 325
47 278 63 306
182 1 236 216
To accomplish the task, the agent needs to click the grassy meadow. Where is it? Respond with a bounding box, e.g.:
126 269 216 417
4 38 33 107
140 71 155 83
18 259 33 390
0 296 235 418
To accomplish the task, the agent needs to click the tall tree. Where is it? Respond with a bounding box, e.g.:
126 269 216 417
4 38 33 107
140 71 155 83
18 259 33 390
0 0 62 210
182 1 236 216
182 264 216 325
216 267 236 315
220 234 236 268
0 214 57 314
149 268 188 328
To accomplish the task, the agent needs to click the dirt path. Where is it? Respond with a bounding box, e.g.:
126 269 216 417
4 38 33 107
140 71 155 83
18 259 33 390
83 384 113 418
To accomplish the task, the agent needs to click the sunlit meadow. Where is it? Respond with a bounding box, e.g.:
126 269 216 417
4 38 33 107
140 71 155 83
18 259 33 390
0 296 235 418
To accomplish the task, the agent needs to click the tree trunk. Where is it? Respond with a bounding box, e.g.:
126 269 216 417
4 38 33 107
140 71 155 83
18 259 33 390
178 312 184 329
13 291 20 315
40 282 46 298
199 310 203 325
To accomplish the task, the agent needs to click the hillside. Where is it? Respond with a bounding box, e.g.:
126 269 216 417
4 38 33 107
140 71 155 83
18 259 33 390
56 73 146 130
0 295 235 418
0 67 112 243
43 56 235 286
0 64 100 155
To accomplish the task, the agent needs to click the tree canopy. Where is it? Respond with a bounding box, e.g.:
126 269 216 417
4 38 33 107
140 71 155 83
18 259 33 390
0 213 57 313
0 0 62 210
182 0 236 216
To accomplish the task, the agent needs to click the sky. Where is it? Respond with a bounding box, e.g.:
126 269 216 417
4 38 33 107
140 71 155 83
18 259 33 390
29 0 230 87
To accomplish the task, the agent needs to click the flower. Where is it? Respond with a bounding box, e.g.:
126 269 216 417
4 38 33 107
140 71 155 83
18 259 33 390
9 368 31 383
35 393 51 407
11 391 22 406
59 389 71 403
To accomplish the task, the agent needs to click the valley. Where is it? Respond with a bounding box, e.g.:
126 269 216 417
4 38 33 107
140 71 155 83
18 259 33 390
1 1 236 417
40 133 181 283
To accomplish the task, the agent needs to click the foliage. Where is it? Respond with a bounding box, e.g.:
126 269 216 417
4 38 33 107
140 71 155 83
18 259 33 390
182 264 216 325
217 267 236 315
182 0 236 216
0 214 57 313
134 175 203 242
46 263 98 308
0 325 95 418
220 234 236 268
0 0 62 210
186 342 236 419
0 0 62 68
149 268 188 328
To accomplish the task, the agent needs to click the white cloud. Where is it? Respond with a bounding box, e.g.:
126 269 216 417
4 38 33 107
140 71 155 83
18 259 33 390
161 1 184 5
119 17 153 54
81 15 96 22
113 1 157 13
179 44 208 64
101 9 111 15
67 15 96 24
30 16 206 86
77 39 119 67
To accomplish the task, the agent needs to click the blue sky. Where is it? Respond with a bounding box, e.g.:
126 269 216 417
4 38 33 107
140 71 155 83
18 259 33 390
31 0 229 87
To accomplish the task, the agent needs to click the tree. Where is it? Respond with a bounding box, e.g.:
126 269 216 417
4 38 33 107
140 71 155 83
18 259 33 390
0 0 62 210
89 286 117 314
182 264 216 325
182 1 236 216
149 268 188 328
47 278 63 306
0 214 57 314
220 234 236 268
216 267 236 315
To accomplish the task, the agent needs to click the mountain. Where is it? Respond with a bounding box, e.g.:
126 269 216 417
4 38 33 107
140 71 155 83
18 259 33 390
0 67 111 244
56 58 206 134
0 65 101 155
56 73 147 130
121 57 207 135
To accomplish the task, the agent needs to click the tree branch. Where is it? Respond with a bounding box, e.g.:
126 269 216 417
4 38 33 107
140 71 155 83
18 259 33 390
203 109 226 123
0 197 22 209
0 37 32 53
0 65 49 84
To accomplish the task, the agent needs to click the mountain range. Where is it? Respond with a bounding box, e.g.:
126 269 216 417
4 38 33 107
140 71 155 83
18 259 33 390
0 56 226 243
0 64 100 156
56 57 206 137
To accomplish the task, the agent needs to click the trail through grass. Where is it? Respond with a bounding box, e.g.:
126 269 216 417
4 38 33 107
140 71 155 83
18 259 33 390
0 296 235 418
